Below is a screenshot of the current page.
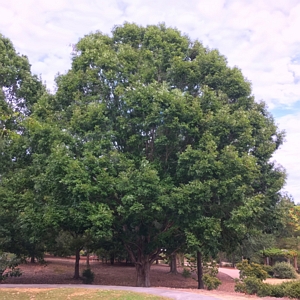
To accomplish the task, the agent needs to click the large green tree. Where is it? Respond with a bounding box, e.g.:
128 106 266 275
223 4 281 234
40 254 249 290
1 24 286 288
41 23 285 287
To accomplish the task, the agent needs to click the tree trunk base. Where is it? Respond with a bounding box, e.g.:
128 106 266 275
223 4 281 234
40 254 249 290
197 251 204 289
74 249 81 279
169 253 178 274
136 262 151 287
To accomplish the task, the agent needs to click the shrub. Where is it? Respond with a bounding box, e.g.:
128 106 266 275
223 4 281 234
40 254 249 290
256 283 273 297
236 260 268 281
184 254 221 290
203 260 219 277
234 278 246 293
0 252 22 282
256 283 286 298
270 284 286 298
82 268 94 284
203 274 221 290
234 277 263 295
241 277 263 295
182 268 191 278
272 262 297 279
236 277 300 298
282 281 300 299
261 264 274 277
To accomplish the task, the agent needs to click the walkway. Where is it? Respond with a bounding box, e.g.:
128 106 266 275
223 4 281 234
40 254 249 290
0 284 223 300
218 268 240 279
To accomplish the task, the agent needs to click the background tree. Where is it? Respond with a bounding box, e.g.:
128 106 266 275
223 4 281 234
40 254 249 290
0 33 46 261
27 100 114 278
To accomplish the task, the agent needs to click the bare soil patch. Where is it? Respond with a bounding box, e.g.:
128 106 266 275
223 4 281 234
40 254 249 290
1 257 290 300
264 278 295 284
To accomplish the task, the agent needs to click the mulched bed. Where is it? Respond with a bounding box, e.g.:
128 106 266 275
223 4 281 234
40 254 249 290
2 257 290 300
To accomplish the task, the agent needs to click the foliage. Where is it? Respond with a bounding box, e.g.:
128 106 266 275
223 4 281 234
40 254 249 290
261 265 274 277
0 252 22 282
236 259 268 281
236 279 300 299
0 33 46 261
0 23 287 288
181 268 191 278
260 248 298 258
185 254 221 289
203 274 222 290
272 261 297 279
228 233 276 263
234 276 263 295
235 259 300 298
256 282 285 298
82 268 95 284
282 281 300 299
185 254 218 276
288 205 300 234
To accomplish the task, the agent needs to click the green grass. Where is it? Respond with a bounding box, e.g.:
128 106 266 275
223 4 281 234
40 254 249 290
0 288 171 300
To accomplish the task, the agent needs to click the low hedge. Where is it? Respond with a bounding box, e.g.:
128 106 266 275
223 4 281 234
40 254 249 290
235 279 300 299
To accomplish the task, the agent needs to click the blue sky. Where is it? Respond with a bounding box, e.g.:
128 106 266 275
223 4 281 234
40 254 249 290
1 0 300 202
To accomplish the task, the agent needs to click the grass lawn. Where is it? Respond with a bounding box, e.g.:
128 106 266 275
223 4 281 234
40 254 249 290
0 288 171 300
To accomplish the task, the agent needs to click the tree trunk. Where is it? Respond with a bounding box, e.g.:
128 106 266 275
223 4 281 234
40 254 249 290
30 255 35 263
136 260 151 287
74 249 81 279
110 253 115 265
197 251 204 289
86 250 90 268
169 253 178 274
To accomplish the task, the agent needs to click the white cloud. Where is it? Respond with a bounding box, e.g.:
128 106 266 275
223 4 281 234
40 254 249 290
273 113 300 202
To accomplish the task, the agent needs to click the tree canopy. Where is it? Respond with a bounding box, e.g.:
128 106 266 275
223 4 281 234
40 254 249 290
0 23 286 287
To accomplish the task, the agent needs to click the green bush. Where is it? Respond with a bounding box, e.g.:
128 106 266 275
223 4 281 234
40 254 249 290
234 260 300 298
82 268 95 284
241 277 263 295
256 283 273 297
203 274 221 290
236 278 300 298
234 278 246 293
256 283 286 298
235 277 262 294
181 268 191 278
282 281 300 299
272 262 297 279
0 252 22 282
261 264 274 277
236 260 268 281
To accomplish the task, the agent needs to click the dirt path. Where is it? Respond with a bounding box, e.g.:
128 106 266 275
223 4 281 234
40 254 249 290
218 268 240 279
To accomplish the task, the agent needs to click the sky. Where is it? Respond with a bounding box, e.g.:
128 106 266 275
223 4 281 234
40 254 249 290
1 0 300 202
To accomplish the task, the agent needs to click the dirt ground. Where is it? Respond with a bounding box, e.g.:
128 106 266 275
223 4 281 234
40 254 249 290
2 257 290 300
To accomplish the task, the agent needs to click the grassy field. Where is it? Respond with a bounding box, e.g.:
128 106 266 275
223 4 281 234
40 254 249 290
0 288 171 300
